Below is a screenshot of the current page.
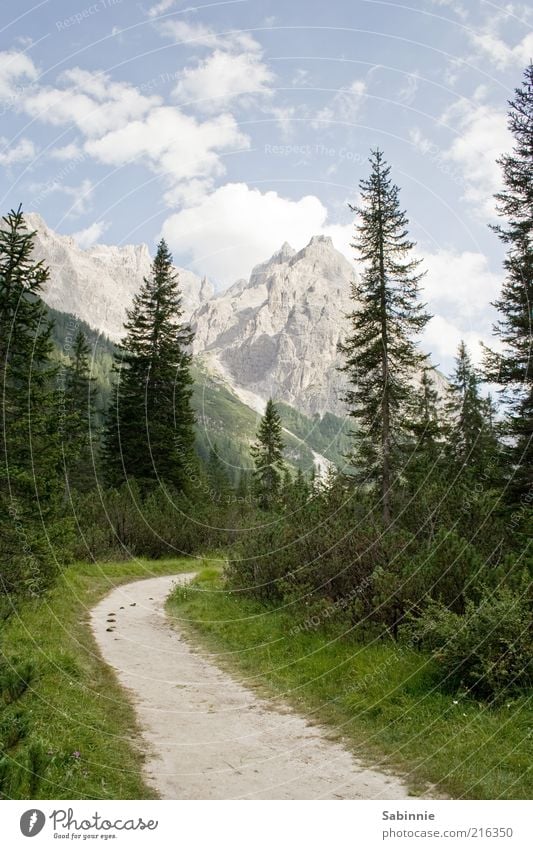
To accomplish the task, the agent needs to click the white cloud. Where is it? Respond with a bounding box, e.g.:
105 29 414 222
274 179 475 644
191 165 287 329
157 19 261 54
22 68 160 138
0 50 38 100
50 142 84 161
71 220 109 248
421 248 501 316
419 247 502 366
441 95 510 216
470 29 533 69
162 182 331 285
85 107 248 187
423 314 493 367
311 80 367 129
147 0 180 18
173 49 273 111
17 63 248 198
0 137 37 166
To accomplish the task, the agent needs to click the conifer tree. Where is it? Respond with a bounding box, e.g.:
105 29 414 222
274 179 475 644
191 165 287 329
251 399 285 510
446 341 499 478
104 239 196 492
62 330 98 492
339 149 431 524
0 207 68 595
483 63 533 501
405 367 444 487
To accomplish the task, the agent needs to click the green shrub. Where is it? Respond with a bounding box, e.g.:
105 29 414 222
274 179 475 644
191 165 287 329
406 587 532 699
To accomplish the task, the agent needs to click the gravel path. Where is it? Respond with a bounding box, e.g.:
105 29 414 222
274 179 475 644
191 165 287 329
91 573 413 800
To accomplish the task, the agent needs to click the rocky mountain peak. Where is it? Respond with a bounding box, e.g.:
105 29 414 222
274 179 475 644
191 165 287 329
24 215 213 340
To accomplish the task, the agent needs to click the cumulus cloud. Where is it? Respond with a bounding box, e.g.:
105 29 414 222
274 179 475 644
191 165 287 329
71 220 109 248
440 93 510 217
173 49 274 111
0 137 37 166
422 314 494 368
157 19 261 54
22 68 160 138
162 182 331 285
419 247 501 365
0 50 38 100
15 61 249 197
311 80 367 129
85 108 248 186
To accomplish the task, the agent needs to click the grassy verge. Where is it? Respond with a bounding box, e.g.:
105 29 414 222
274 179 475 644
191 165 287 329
167 568 532 800
0 556 199 800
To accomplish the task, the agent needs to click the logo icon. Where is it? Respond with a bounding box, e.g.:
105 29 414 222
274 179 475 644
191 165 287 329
20 810 46 837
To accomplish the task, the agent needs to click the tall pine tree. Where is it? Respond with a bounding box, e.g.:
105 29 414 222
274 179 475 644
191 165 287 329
446 341 499 479
251 399 285 510
339 149 431 525
483 63 533 502
62 329 98 493
104 239 196 492
0 207 69 596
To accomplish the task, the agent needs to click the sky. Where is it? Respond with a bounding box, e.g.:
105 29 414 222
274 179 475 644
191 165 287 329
0 0 531 372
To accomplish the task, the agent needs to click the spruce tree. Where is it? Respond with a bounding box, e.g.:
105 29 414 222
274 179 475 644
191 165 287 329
251 399 285 510
62 330 98 493
483 63 532 502
445 341 499 478
0 207 68 596
339 149 431 524
104 239 196 492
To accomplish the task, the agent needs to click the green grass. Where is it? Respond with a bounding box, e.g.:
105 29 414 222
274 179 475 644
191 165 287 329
0 556 199 800
167 568 532 800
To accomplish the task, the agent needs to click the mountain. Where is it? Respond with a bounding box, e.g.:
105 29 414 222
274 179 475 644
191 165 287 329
25 213 214 341
27 215 445 430
191 235 356 416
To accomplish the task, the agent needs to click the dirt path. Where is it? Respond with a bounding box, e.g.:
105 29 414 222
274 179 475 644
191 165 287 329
91 573 413 800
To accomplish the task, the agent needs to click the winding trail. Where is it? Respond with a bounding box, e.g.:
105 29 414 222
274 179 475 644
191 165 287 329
91 573 413 800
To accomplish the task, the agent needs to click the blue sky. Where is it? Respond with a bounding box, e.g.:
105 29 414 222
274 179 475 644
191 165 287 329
0 0 531 370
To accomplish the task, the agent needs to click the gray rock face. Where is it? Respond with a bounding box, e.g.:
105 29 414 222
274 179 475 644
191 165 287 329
28 215 446 417
25 213 214 340
191 234 358 415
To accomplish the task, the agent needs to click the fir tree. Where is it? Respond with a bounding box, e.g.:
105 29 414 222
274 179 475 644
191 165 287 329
62 330 98 492
339 149 431 524
104 239 196 492
251 399 285 510
446 341 499 478
0 207 69 595
405 368 444 485
483 63 533 502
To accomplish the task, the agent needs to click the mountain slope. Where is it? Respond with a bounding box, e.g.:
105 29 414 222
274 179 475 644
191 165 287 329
192 235 357 416
26 213 213 341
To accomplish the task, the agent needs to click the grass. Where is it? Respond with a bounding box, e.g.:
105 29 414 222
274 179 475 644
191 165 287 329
0 556 199 800
167 567 532 800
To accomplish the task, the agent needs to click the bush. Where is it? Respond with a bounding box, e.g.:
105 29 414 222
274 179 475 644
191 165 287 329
406 587 532 699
